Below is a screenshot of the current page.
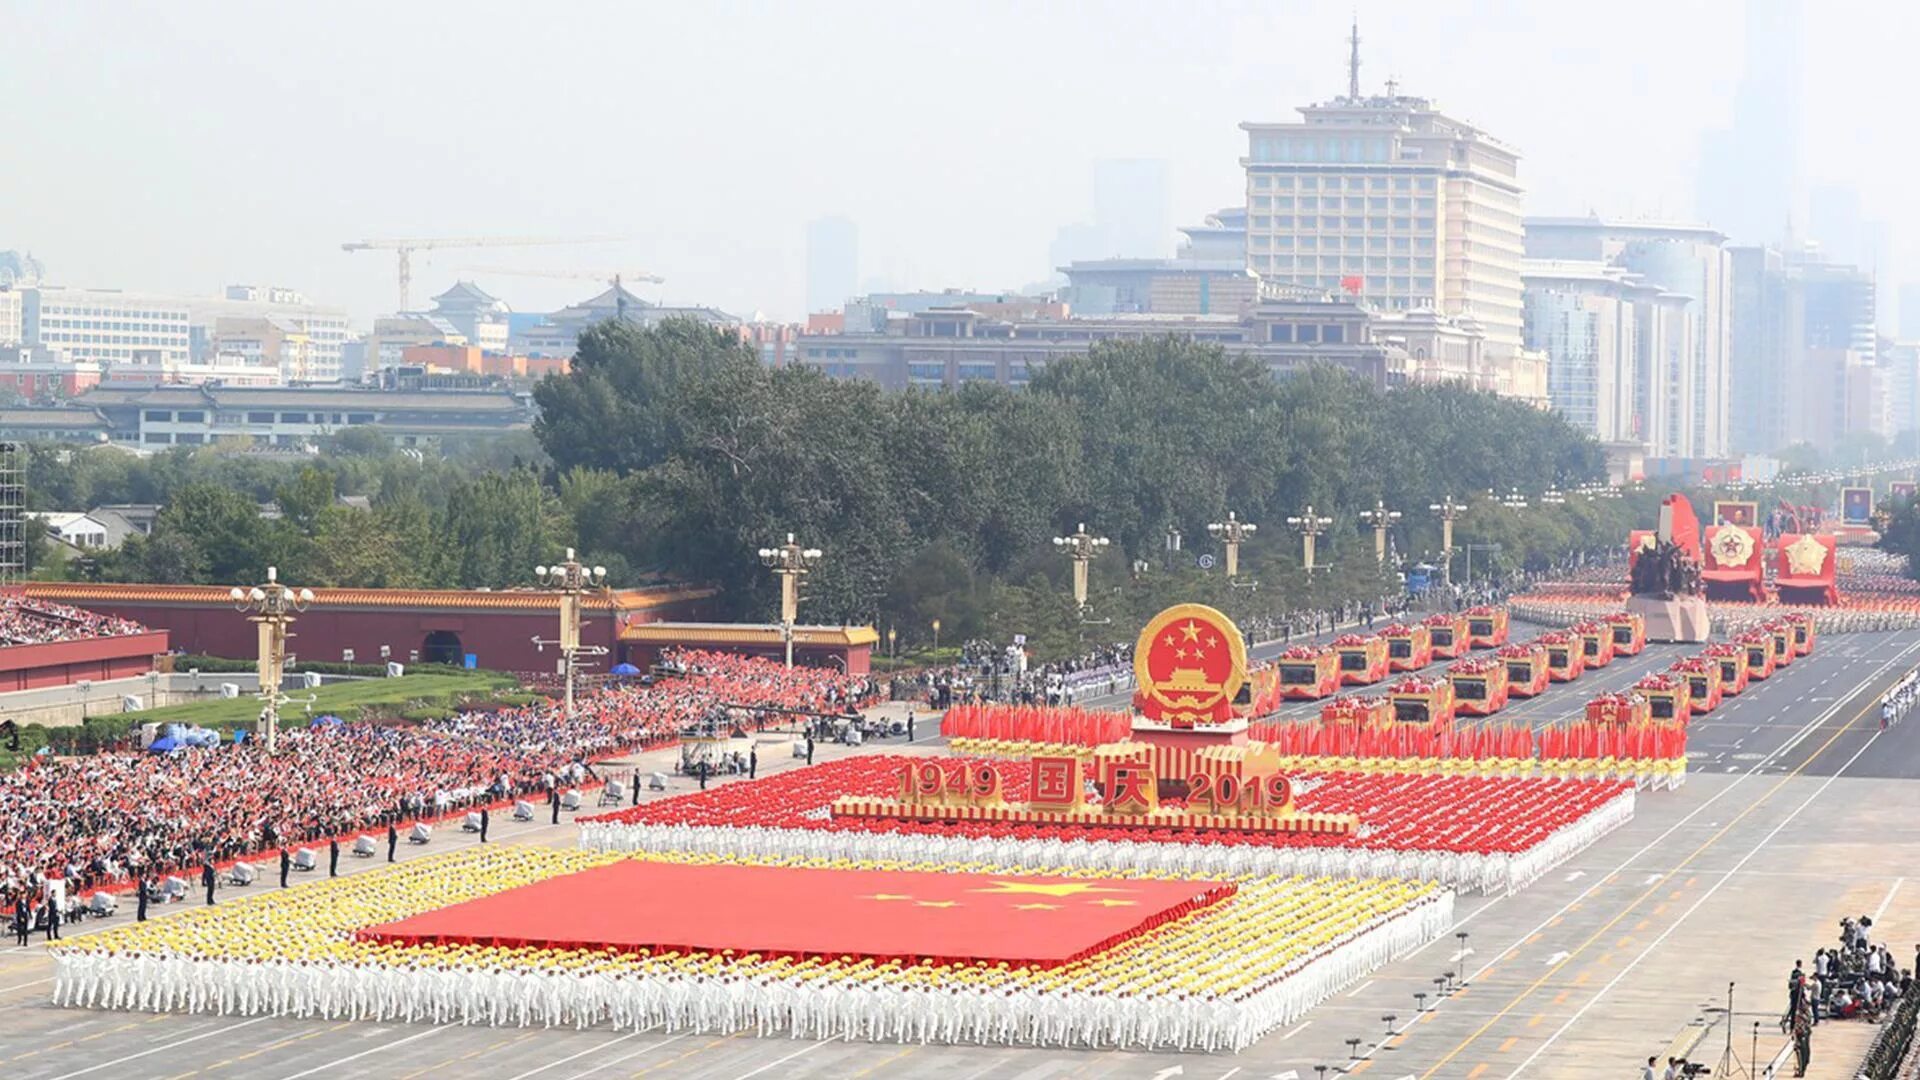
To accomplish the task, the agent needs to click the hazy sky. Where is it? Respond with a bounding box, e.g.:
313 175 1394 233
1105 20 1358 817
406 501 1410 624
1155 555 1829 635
1 0 1903 325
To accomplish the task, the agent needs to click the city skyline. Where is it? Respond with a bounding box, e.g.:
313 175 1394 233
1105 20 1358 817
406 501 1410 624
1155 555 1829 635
3 0 1901 328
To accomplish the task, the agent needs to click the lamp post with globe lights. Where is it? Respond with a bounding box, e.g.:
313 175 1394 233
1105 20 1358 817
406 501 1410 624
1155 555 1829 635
1358 500 1402 564
1206 511 1257 579
1051 523 1110 609
1285 507 1334 573
229 566 313 754
1430 496 1466 589
533 548 607 718
758 534 822 668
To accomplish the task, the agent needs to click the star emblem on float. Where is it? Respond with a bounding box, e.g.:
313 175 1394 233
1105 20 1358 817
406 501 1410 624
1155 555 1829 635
1710 526 1754 568
1132 603 1248 726
1784 534 1828 576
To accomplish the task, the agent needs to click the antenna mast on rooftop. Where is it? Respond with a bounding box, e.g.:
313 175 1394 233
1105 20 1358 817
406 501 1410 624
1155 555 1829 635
1347 17 1362 100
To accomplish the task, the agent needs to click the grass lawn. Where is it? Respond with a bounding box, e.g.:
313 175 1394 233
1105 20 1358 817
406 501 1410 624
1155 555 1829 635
118 671 521 731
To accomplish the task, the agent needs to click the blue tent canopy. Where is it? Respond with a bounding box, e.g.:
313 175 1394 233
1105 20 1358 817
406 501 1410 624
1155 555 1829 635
147 736 179 753
310 714 345 728
611 663 642 676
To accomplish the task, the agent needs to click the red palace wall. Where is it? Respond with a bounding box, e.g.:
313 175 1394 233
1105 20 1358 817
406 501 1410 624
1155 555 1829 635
22 585 717 673
0 631 172 692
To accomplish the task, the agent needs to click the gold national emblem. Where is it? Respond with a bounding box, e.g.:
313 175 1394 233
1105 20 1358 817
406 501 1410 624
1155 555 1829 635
1132 603 1248 726
1784 534 1828 577
1709 527 1754 568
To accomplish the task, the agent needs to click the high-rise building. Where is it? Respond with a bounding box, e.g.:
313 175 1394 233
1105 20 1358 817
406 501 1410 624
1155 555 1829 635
1696 0 1806 245
1898 283 1920 339
1522 260 1660 445
1727 243 1878 453
1524 218 1731 458
1239 27 1526 378
21 287 193 369
805 216 859 316
0 288 21 348
1091 159 1173 260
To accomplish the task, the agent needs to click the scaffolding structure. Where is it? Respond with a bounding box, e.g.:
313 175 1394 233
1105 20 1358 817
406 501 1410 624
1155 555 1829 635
0 442 22 588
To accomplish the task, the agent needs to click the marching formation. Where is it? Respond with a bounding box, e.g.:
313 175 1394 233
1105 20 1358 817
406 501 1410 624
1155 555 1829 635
50 846 1452 1052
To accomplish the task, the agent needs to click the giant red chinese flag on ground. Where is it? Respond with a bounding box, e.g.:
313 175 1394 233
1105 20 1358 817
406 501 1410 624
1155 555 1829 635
358 861 1233 968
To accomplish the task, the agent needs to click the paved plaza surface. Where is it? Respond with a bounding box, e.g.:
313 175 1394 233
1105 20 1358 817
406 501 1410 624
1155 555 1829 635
4 631 1920 1079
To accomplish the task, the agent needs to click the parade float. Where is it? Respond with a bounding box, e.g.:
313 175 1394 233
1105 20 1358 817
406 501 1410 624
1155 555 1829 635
1584 691 1650 727
1276 644 1341 700
1573 619 1616 668
1703 642 1751 696
1668 656 1723 714
1737 628 1778 680
1447 655 1509 716
1497 641 1551 698
1632 673 1693 723
1321 694 1393 729
1765 620 1796 667
1625 495 1712 643
1774 532 1841 606
1333 632 1391 686
1464 604 1510 648
1424 612 1469 659
1700 523 1767 603
1381 622 1433 673
1605 611 1647 656
1538 629 1586 681
1386 674 1457 729
1784 611 1817 656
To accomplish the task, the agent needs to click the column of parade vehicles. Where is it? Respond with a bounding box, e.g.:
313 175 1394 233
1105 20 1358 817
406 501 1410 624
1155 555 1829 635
1270 604 1817 728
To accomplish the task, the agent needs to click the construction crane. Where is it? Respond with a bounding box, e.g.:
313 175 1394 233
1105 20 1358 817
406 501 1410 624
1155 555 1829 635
340 236 619 312
460 267 667 319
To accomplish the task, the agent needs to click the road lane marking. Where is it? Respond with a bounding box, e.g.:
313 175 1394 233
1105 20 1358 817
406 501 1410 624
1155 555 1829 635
271 1025 448 1080
46 1018 266 1080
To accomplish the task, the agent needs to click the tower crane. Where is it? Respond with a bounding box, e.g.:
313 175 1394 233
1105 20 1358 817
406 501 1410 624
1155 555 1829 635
340 236 619 312
459 267 666 319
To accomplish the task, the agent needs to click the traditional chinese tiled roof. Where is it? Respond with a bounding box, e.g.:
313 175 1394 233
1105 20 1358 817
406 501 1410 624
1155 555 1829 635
23 582 715 613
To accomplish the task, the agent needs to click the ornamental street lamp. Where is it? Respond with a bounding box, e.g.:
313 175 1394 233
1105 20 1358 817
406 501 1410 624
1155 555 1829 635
1430 496 1466 589
1206 511 1257 579
1284 506 1334 573
931 618 941 653
229 566 313 754
533 548 608 718
1358 500 1402 563
887 626 897 662
1051 523 1110 609
758 533 822 668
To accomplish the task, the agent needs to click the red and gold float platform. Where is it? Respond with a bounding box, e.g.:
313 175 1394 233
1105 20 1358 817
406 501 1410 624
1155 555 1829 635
1386 675 1456 728
1605 611 1647 656
1498 641 1551 698
1702 642 1750 696
1537 629 1586 682
1321 694 1392 728
1633 673 1693 723
1783 612 1817 657
1277 644 1341 700
1447 656 1509 716
1425 612 1469 659
1585 692 1650 727
1574 619 1616 668
1667 657 1722 714
1736 629 1777 680
1765 620 1796 667
1333 633 1390 686
1465 605 1510 648
1381 622 1433 672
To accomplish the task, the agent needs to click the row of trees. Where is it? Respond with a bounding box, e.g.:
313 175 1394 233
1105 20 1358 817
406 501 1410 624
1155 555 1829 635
30 319 1664 658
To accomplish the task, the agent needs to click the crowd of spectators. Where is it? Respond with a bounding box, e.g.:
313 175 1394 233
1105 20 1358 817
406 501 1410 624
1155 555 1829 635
0 650 876 913
0 597 149 646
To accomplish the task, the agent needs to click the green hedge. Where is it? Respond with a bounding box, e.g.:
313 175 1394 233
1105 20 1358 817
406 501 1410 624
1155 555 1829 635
174 654 492 678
